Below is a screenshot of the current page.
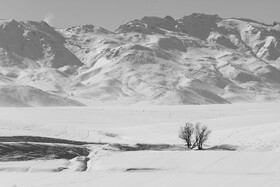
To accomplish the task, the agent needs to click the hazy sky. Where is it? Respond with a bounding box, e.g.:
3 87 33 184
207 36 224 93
0 0 279 31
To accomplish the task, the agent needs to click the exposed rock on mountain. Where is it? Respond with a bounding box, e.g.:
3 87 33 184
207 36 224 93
0 19 82 68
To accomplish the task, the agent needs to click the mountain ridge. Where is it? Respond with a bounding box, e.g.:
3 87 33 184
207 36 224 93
0 13 280 106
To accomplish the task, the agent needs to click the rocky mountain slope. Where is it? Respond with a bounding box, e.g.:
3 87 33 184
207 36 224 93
0 14 280 106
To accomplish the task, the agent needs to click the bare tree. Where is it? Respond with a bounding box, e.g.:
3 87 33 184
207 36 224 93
195 123 211 150
179 122 195 149
179 122 211 150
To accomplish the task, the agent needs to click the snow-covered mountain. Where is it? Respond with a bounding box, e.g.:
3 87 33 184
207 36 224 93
1 13 280 106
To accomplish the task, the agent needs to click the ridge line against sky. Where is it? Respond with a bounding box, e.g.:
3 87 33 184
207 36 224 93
0 0 279 31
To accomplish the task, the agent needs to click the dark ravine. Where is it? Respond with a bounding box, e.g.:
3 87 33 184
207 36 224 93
0 136 99 162
0 136 237 163
110 143 238 152
0 142 90 161
0 136 104 145
109 143 189 151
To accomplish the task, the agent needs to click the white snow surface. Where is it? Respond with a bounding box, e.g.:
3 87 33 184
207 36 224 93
0 103 280 186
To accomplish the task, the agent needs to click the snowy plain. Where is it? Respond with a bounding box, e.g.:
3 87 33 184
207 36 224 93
1 13 280 187
0 103 280 187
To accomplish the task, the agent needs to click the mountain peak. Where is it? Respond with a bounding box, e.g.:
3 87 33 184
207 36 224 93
184 13 221 19
164 15 176 21
0 19 82 68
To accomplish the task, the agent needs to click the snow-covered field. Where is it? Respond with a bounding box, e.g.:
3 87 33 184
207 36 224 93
0 103 280 187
